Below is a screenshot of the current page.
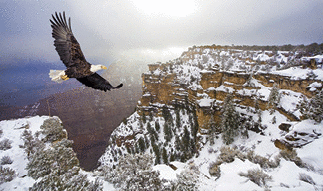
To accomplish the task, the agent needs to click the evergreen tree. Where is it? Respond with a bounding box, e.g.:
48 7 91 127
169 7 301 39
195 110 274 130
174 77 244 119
175 104 181 128
220 94 241 145
162 105 173 125
208 115 217 145
268 83 281 114
147 122 158 141
26 138 79 180
164 121 173 142
152 143 161 164
155 121 160 132
40 117 66 143
298 90 323 122
142 111 147 124
21 129 45 159
182 126 191 150
162 148 168 164
26 138 95 190
138 137 146 153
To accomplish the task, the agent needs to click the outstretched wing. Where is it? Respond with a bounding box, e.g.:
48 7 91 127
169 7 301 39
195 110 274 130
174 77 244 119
50 12 86 67
76 73 123 92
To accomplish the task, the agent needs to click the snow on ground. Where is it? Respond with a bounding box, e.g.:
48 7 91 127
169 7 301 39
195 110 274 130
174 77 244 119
0 116 51 190
153 161 186 181
187 111 323 191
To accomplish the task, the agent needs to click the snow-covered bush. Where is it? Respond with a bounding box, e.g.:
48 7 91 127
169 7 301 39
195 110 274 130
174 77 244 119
0 138 12 150
102 153 162 191
208 162 221 179
0 166 16 184
239 168 272 187
217 146 245 164
299 173 316 185
0 156 13 165
88 178 103 191
246 150 280 169
174 164 200 191
29 169 101 191
40 117 66 142
279 149 313 170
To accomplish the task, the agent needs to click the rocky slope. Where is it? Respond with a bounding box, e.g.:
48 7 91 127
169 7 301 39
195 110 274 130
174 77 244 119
99 45 323 190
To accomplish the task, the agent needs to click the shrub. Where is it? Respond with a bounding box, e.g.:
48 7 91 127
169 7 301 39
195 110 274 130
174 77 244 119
103 154 162 191
1 156 13 165
239 169 272 187
299 173 316 185
279 149 313 169
175 169 200 191
209 163 221 179
217 146 245 164
0 138 12 150
0 166 16 184
247 151 280 169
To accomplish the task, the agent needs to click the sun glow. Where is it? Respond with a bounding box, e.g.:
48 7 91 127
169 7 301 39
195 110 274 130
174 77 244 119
131 0 197 18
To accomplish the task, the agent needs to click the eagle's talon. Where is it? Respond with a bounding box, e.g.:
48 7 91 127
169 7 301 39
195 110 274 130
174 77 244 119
62 75 69 80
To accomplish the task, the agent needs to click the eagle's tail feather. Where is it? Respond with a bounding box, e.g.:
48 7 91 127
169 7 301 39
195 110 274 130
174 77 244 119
49 70 65 83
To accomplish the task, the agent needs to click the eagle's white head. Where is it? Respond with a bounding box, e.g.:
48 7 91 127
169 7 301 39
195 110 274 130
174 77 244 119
90 64 108 73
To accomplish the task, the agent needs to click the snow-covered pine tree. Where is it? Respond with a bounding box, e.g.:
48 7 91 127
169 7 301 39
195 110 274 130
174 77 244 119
40 117 66 142
208 114 217 145
26 138 79 180
298 90 323 122
162 147 168 164
220 93 241 145
268 83 281 114
164 121 173 143
21 129 45 159
26 137 96 190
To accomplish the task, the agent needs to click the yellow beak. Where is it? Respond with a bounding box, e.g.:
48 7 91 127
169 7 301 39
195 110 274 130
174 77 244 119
102 66 107 70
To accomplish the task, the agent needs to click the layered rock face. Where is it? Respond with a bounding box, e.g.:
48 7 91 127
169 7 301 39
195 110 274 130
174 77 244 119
138 46 323 134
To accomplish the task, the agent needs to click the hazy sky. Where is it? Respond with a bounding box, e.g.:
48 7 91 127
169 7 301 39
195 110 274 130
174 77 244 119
1 0 322 66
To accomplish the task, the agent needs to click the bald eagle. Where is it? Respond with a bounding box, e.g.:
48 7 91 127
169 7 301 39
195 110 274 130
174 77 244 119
49 12 123 92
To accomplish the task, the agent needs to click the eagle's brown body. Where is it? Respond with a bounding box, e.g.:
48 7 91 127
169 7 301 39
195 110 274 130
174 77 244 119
50 12 123 91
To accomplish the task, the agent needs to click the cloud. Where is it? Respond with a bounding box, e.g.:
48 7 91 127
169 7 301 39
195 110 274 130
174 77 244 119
0 0 322 65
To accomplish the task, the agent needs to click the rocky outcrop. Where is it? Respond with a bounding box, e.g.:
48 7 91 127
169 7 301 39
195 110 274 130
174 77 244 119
139 60 323 133
275 122 322 150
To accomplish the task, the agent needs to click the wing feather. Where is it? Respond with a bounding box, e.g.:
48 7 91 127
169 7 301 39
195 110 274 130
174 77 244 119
76 73 123 92
50 12 86 67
